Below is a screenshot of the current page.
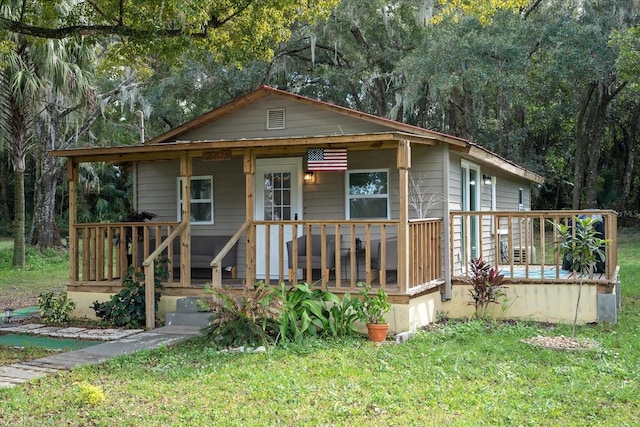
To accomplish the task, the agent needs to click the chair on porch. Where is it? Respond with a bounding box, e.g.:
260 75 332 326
286 235 335 283
371 237 398 283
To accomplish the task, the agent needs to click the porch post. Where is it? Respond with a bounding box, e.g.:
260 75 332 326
68 159 79 283
397 140 411 293
244 148 256 287
179 152 192 287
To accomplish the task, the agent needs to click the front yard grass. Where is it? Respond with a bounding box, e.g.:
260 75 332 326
0 231 638 425
0 239 68 307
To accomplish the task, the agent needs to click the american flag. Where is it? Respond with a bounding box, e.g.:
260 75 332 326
307 148 348 171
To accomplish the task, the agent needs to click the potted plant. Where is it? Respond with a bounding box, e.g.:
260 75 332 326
355 282 392 342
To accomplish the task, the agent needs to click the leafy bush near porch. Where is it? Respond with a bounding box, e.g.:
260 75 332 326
278 283 359 343
37 291 76 323
198 282 361 347
91 260 167 327
199 283 282 348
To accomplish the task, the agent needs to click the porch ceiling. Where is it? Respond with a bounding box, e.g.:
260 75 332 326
49 131 440 163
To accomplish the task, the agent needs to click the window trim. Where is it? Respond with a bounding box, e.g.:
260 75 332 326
345 168 390 220
177 175 214 225
518 187 524 211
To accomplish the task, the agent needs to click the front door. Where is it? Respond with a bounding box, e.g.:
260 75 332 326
255 158 303 279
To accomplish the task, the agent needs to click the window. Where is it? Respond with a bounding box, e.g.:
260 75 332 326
177 176 214 224
346 169 389 219
518 187 524 211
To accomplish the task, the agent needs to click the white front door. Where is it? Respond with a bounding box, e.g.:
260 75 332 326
255 158 303 279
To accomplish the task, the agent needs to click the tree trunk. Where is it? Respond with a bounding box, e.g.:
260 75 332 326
12 168 26 268
30 152 63 249
573 80 625 208
572 83 596 209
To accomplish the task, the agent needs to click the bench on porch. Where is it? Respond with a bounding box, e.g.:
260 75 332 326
140 235 238 279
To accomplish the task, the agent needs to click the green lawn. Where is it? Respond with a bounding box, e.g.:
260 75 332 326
0 238 68 306
0 232 639 425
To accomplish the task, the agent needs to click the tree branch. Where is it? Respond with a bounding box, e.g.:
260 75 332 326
0 18 216 40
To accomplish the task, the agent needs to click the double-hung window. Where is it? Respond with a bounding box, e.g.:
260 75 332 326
177 176 214 224
346 169 390 219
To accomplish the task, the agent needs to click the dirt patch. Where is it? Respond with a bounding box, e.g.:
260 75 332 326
521 335 600 351
0 296 39 311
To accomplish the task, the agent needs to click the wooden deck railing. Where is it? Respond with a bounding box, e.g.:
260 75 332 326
211 221 251 288
408 218 443 291
71 217 445 330
72 221 181 283
449 210 618 283
252 220 399 289
251 219 443 293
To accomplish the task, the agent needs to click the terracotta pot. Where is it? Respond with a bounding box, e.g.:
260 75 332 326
367 323 389 342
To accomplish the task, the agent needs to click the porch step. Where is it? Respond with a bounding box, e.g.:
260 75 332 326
164 297 212 328
176 297 203 313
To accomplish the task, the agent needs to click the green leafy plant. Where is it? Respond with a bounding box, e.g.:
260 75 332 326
326 292 361 338
551 216 609 336
466 257 506 319
199 283 282 348
37 292 76 323
353 281 391 324
92 259 167 327
278 283 338 343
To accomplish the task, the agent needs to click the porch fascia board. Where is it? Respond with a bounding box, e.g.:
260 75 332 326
48 132 441 163
451 143 545 184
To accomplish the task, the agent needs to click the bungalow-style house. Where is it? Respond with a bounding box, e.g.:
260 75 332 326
51 86 620 332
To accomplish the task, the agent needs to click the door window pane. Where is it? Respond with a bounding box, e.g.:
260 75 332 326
263 172 292 221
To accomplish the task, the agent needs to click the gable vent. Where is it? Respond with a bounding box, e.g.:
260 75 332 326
267 108 286 130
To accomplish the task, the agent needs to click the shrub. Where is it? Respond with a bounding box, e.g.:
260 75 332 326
37 292 76 323
199 283 282 348
326 292 361 338
278 283 339 343
92 259 167 327
467 257 506 319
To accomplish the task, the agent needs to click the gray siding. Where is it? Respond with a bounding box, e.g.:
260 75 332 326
181 95 395 141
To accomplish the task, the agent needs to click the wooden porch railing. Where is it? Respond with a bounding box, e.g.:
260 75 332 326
251 219 443 293
72 221 181 283
211 220 251 288
142 221 188 329
449 210 618 283
408 218 443 291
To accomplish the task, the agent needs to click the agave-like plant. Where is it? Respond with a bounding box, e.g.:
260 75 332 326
200 283 282 348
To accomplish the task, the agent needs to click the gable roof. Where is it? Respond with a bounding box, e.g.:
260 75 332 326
50 85 543 184
146 85 468 148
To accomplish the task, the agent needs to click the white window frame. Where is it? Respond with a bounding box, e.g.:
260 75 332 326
345 169 390 220
518 187 524 211
177 176 214 224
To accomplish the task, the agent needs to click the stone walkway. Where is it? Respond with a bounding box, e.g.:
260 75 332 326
0 322 143 341
0 324 201 388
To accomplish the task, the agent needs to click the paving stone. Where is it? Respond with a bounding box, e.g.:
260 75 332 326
29 326 63 335
4 324 47 332
0 365 49 381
